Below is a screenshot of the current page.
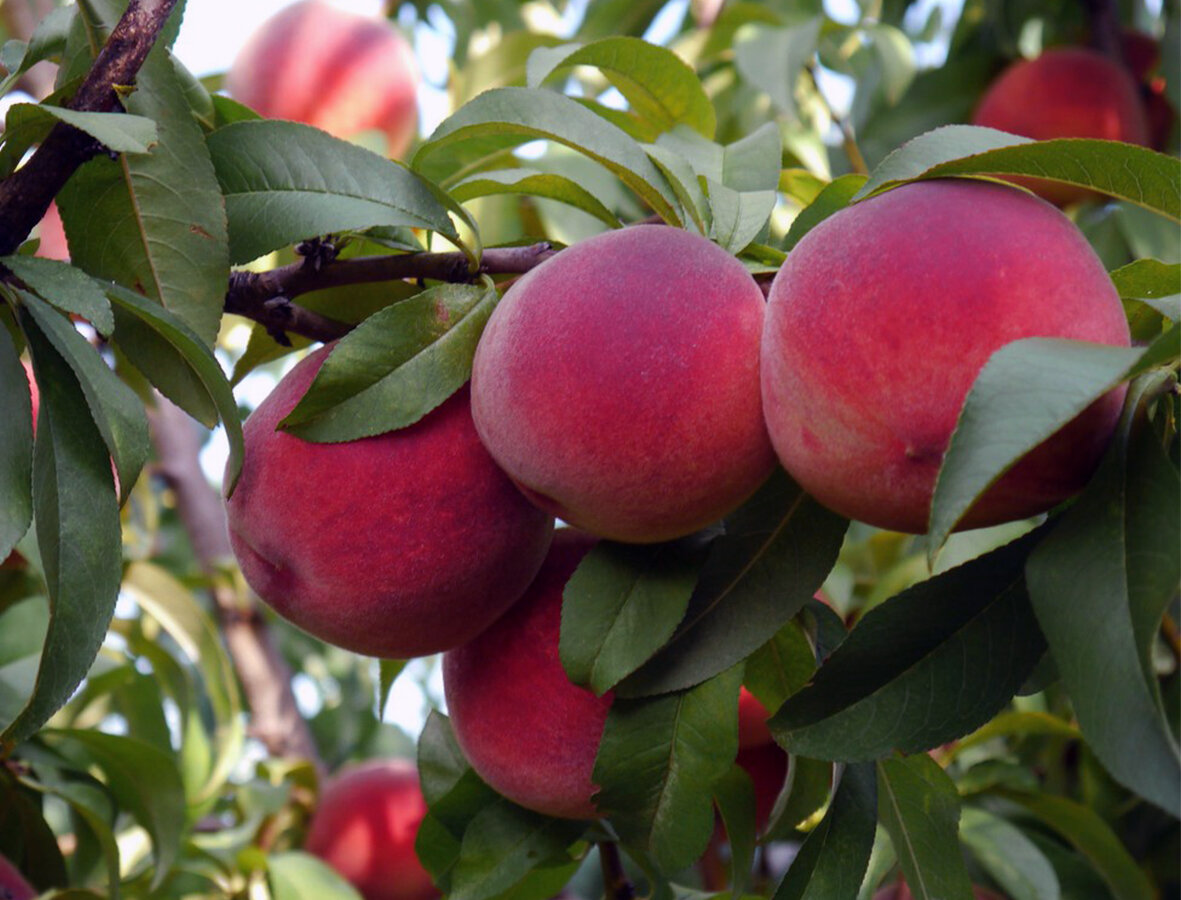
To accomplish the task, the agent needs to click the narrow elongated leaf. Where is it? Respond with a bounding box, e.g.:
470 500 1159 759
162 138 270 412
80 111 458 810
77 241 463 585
7 104 156 154
706 178 775 252
1109 259 1180 320
1003 792 1154 900
876 755 974 900
42 729 184 887
1025 373 1181 817
960 807 1061 900
561 540 705 695
451 168 621 229
930 328 1180 551
22 292 148 502
269 852 363 900
1 313 120 748
448 800 585 900
620 470 847 697
783 174 866 250
743 620 815 714
855 126 1181 220
413 87 680 224
0 326 33 562
733 20 823 119
713 765 757 896
280 281 497 442
105 283 244 491
594 666 742 874
209 121 467 265
2 256 114 335
57 47 229 346
526 37 716 138
26 776 121 898
770 531 1045 761
0 5 73 96
773 763 876 900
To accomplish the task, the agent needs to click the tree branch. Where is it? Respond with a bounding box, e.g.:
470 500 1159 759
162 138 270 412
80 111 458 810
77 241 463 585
0 0 180 256
223 242 557 343
148 396 324 772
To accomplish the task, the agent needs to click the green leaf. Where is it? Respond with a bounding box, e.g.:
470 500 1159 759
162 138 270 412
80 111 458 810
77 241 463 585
876 755 974 900
413 87 680 225
865 24 917 104
772 763 876 900
1109 259 1180 320
959 806 1061 900
279 281 497 442
105 283 245 491
855 126 1181 221
448 800 585 900
42 728 184 887
208 120 468 265
0 5 73 96
743 620 816 714
1025 373 1181 818
57 47 229 346
377 659 407 721
0 326 33 562
620 470 847 697
930 328 1180 552
26 775 121 898
1 256 114 335
526 37 716 139
451 168 621 230
770 531 1046 761
783 174 866 251
0 312 121 749
594 665 742 874
268 852 363 900
21 292 148 503
1002 792 1154 900
706 178 775 253
949 711 1079 760
770 756 833 837
733 19 823 119
7 104 156 154
560 539 705 695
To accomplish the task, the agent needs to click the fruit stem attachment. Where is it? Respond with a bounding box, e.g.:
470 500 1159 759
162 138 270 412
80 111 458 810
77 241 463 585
0 0 181 256
598 842 635 900
806 64 869 176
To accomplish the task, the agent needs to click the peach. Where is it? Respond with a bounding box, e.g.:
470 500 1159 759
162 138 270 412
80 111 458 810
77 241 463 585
471 226 776 543
738 687 773 749
0 853 34 900
761 179 1130 534
225 346 554 658
226 0 419 157
971 47 1150 205
305 759 438 900
34 202 68 262
443 531 611 819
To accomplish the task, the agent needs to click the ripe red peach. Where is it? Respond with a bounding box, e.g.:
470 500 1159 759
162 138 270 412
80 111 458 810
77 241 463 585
305 759 438 900
226 0 419 157
761 179 1130 535
34 202 68 262
971 47 1150 205
471 226 776 544
225 346 553 658
0 854 34 900
738 687 773 749
443 531 611 819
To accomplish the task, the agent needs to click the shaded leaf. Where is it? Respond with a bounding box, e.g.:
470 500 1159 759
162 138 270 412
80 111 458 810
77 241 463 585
0 326 33 562
1109 259 1180 320
733 19 823 119
876 755 974 900
960 806 1061 900
594 666 742 874
620 470 847 697
713 764 757 896
1 255 113 335
770 531 1046 761
783 174 866 251
772 762 876 900
269 852 363 900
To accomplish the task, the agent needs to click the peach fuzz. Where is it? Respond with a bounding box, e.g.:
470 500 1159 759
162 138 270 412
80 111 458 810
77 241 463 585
761 179 1130 535
225 346 553 658
305 759 438 900
226 0 419 157
971 47 1149 205
443 531 611 819
0 854 34 900
471 226 776 544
